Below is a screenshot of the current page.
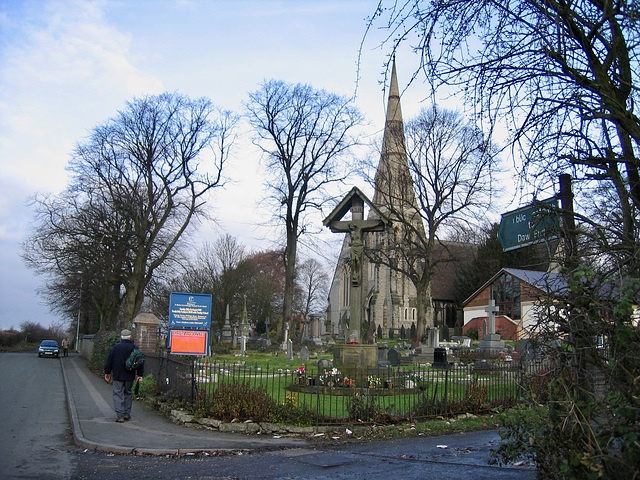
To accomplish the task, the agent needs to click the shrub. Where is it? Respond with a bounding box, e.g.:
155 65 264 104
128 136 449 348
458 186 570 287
465 328 478 340
464 378 487 414
270 397 318 426
89 331 120 373
137 374 157 397
210 343 230 355
346 393 378 422
197 382 276 422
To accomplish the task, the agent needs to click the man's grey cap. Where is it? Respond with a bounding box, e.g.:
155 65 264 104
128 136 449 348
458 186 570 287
121 329 132 338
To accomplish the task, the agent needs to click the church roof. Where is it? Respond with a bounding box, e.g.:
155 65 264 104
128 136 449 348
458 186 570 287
463 268 569 306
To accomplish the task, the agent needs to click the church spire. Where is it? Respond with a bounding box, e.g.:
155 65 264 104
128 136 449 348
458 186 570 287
381 58 405 157
373 58 414 213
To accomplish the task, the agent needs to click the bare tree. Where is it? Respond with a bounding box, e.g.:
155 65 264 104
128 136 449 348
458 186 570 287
24 93 237 331
296 257 330 319
245 80 363 336
368 105 498 341
367 3 640 475
367 0 640 274
145 235 246 337
23 188 133 332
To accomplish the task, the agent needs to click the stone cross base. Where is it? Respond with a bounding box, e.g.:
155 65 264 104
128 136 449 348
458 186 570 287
333 344 378 370
479 333 506 354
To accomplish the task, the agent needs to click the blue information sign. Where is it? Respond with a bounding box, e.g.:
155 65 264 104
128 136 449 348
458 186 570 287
169 292 212 329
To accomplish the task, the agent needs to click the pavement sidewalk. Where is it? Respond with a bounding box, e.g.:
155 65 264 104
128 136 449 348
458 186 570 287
61 354 309 454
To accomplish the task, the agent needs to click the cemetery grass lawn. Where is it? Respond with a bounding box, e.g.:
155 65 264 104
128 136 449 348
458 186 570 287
197 371 517 421
207 351 332 370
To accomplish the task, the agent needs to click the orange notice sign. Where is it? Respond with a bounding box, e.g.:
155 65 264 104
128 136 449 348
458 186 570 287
169 329 209 355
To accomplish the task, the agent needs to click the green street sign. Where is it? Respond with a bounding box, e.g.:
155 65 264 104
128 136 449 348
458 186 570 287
498 198 561 252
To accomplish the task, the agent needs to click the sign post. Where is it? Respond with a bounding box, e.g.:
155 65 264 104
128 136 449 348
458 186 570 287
498 198 560 252
168 292 212 356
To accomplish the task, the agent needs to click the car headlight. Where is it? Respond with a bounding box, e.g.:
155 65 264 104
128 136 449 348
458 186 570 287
39 348 44 352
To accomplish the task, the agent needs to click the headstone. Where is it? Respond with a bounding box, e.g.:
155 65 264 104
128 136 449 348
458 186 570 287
300 345 309 362
239 296 250 338
221 304 233 344
433 347 448 368
316 358 332 368
286 339 293 361
281 322 289 351
232 323 238 349
482 319 487 338
388 348 401 366
240 336 247 356
377 344 389 362
309 313 323 345
426 327 440 348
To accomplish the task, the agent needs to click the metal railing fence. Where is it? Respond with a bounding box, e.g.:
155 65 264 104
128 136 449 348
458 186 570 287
143 354 551 425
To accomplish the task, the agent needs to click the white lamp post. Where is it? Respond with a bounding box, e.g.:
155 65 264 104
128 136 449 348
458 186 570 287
75 277 82 353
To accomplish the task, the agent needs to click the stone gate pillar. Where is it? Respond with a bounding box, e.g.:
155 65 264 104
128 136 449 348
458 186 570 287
132 312 161 354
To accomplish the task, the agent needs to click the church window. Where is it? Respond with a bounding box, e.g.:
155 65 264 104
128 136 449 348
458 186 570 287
412 308 416 321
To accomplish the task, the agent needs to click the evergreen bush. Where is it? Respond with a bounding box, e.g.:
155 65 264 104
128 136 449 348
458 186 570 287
89 331 120 373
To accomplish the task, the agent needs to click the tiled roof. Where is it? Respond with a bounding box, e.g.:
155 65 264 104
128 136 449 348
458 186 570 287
503 268 568 295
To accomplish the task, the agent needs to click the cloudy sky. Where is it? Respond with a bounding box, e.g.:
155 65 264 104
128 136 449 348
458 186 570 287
0 0 506 332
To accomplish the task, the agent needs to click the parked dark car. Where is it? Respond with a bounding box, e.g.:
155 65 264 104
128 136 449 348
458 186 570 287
38 340 60 358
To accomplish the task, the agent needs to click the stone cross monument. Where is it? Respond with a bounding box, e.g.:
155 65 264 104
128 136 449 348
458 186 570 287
485 299 498 335
323 187 388 343
479 299 505 353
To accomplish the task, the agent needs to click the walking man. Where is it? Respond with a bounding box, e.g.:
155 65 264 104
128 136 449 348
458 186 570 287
104 329 144 422
61 337 70 357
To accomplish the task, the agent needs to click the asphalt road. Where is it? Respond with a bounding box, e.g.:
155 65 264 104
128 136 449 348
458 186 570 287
0 352 76 479
0 352 535 479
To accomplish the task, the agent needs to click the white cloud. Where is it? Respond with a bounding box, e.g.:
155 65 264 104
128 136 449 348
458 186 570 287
0 0 163 193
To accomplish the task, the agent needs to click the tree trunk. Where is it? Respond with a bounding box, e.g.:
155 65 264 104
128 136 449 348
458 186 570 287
415 280 433 343
282 229 297 340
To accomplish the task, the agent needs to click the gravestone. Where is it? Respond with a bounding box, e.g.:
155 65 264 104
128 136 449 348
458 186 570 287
426 327 440 348
232 323 238 349
300 345 309 362
388 348 401 366
433 347 448 368
239 296 250 338
377 344 388 362
221 305 233 344
316 358 332 368
240 336 247 356
281 322 290 351
377 344 390 367
286 339 293 361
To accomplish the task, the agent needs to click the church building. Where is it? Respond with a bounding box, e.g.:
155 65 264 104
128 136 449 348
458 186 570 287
326 62 468 341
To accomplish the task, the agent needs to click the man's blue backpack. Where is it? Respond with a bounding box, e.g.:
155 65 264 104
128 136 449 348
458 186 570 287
125 347 145 372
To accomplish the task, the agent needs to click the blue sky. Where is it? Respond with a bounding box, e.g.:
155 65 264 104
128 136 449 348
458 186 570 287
0 0 441 331
0 0 516 332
